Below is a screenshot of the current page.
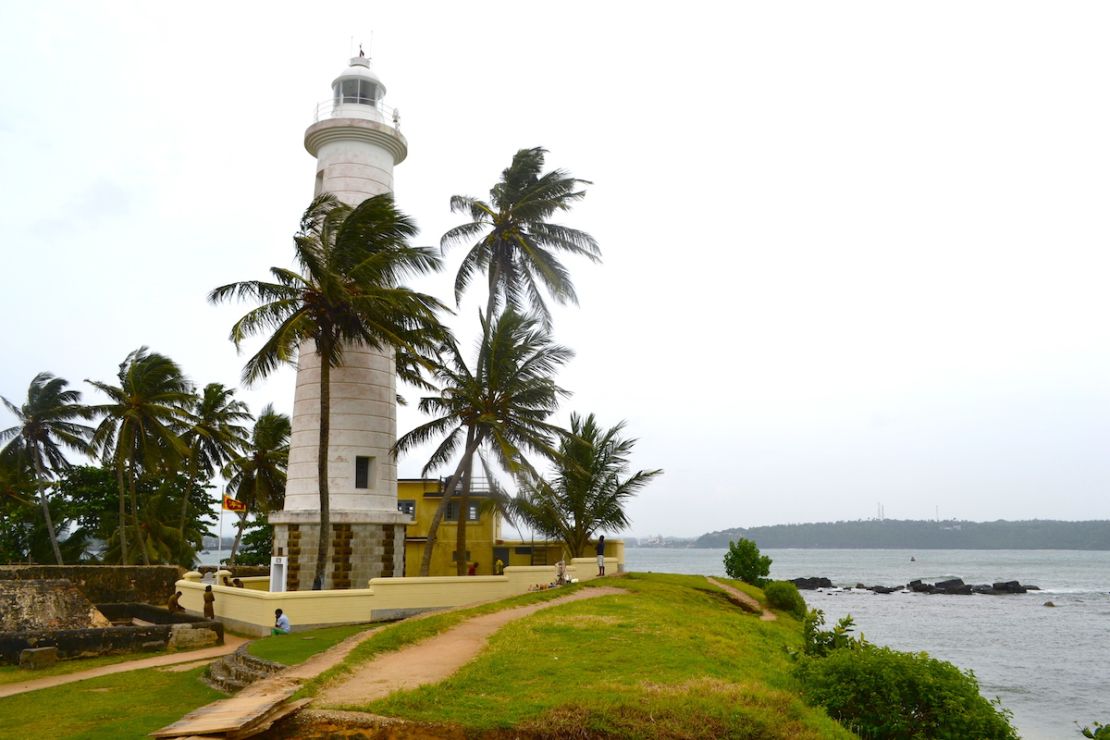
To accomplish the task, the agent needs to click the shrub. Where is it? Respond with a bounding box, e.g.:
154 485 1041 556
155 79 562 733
763 580 806 619
1081 722 1110 739
801 609 866 658
723 538 771 586
796 644 1018 739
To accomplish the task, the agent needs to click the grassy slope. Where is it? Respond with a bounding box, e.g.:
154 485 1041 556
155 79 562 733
322 573 851 739
247 623 371 665
0 665 221 739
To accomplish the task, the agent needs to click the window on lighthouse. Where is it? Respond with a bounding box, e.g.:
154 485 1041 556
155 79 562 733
355 456 374 488
336 79 379 106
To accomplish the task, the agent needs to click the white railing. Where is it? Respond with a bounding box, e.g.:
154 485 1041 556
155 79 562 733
312 98 401 129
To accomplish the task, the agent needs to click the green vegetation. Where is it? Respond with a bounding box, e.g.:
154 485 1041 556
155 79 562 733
764 580 807 619
313 574 851 738
795 609 1018 739
697 518 1110 550
510 411 662 558
222 405 290 564
394 310 572 576
0 664 220 740
724 537 772 586
247 623 369 665
1081 721 1110 739
0 650 167 686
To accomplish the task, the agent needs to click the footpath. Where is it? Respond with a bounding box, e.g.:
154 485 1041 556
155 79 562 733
0 634 248 699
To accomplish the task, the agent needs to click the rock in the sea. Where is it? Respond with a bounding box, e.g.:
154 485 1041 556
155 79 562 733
992 581 1028 594
790 577 833 590
1043 601 1056 607
908 579 934 594
869 586 899 594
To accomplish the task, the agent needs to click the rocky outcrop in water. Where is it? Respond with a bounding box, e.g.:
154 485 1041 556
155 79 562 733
789 576 1040 595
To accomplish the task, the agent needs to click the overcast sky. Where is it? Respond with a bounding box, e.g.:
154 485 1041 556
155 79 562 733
2 2 1109 537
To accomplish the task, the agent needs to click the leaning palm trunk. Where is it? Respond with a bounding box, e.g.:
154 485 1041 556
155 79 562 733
420 428 483 577
314 355 331 590
228 511 247 565
33 456 63 565
129 469 150 565
454 453 475 576
115 457 129 563
178 452 200 536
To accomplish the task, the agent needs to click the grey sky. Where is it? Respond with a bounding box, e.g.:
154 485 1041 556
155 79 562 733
2 2 1108 537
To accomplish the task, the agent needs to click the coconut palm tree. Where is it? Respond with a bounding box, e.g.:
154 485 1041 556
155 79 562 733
223 405 290 564
0 373 95 564
86 348 193 564
510 412 662 558
395 310 572 576
442 147 600 327
178 383 251 535
210 193 446 588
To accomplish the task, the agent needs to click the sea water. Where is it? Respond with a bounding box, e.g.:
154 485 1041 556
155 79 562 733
626 547 1110 739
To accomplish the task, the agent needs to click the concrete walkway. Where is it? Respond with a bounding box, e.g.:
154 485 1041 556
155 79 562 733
0 634 248 699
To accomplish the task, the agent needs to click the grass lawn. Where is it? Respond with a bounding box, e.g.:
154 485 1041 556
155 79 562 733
314 573 851 738
247 623 371 665
0 664 221 740
0 650 169 686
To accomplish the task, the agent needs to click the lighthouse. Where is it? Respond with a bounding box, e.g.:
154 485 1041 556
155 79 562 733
269 52 410 591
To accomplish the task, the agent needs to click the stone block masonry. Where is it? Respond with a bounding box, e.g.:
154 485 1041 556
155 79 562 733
271 512 407 590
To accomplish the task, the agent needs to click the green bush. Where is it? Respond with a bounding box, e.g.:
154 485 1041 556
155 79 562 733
763 580 806 619
1081 721 1110 739
796 644 1018 740
723 538 771 586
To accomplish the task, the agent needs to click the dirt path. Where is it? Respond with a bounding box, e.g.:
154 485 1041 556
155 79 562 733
0 634 248 699
316 586 626 709
705 577 777 621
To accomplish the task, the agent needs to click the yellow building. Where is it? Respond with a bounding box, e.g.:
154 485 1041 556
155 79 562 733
398 478 623 576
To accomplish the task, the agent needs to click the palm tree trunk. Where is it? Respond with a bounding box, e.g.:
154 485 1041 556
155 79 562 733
178 450 199 536
32 454 64 565
454 452 475 576
485 263 500 320
314 355 331 590
129 468 150 565
228 511 247 565
420 427 482 577
115 455 129 563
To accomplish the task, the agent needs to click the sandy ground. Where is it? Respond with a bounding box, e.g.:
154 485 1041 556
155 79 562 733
0 634 248 699
705 576 778 620
316 586 627 709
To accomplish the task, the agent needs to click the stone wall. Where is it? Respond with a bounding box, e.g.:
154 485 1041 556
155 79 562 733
0 565 182 605
0 579 110 631
0 605 222 664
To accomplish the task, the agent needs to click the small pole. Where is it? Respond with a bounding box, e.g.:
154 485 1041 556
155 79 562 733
218 506 224 564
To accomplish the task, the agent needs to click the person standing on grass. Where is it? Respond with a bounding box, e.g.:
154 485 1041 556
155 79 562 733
596 535 606 576
273 608 291 635
203 585 215 619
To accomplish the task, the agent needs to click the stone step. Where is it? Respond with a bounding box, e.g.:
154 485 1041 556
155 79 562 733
204 643 286 694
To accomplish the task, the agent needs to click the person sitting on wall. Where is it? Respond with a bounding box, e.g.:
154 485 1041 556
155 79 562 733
272 608 291 635
222 575 232 587
467 561 478 576
203 585 215 619
232 578 245 588
168 590 185 613
555 560 568 585
495 558 505 575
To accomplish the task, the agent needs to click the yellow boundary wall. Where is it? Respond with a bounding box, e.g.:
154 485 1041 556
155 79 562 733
176 556 618 636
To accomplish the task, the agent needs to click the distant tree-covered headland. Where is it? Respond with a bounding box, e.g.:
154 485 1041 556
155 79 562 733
694 519 1110 550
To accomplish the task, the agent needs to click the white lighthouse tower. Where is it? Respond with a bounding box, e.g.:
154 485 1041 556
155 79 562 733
269 51 410 590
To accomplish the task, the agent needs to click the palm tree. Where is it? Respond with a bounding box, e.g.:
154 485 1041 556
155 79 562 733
178 383 251 535
510 412 662 558
395 310 572 576
210 193 446 589
223 405 290 564
0 373 95 564
442 147 600 327
86 348 193 565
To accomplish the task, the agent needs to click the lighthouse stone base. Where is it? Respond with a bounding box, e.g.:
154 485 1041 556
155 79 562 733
270 510 408 590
